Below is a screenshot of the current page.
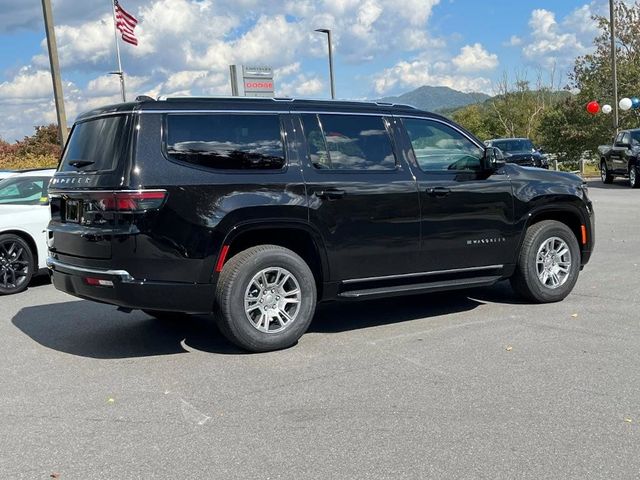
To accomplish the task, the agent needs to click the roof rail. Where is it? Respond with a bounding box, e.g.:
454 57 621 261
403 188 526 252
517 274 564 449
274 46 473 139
135 95 155 102
159 95 294 102
374 101 418 109
153 96 420 109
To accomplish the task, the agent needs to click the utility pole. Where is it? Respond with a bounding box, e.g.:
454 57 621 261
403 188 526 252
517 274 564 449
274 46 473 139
610 0 619 132
41 0 68 146
315 29 335 99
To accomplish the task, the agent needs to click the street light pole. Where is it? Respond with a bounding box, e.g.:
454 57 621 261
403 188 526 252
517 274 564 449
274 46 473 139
315 29 335 99
41 0 68 146
610 0 619 132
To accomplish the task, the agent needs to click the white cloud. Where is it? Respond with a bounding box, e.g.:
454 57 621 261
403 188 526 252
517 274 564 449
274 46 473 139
522 7 595 70
452 43 499 72
278 74 324 97
372 42 497 96
372 60 492 96
504 35 522 47
30 16 116 71
0 68 53 101
86 75 150 96
274 62 301 77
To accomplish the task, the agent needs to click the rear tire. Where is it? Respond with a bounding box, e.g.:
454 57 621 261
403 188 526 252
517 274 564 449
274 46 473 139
215 245 317 352
0 234 35 296
601 160 613 184
510 220 580 303
629 164 640 188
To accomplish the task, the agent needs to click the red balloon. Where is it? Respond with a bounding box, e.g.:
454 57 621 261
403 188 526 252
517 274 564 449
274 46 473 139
587 100 600 114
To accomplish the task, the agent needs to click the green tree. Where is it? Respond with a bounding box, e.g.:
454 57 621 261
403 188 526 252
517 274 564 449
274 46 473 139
451 103 494 141
450 71 562 143
16 124 61 158
540 0 640 161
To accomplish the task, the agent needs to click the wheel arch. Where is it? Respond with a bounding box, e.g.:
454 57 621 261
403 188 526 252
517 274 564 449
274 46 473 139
214 220 330 297
519 207 586 262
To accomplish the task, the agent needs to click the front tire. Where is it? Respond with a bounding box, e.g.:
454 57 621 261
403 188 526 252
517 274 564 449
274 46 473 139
629 164 640 188
510 220 580 303
601 160 613 184
214 245 317 352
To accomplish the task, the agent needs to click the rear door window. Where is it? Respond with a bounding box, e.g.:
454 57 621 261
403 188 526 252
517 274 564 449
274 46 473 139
60 115 131 172
301 114 396 170
165 114 286 170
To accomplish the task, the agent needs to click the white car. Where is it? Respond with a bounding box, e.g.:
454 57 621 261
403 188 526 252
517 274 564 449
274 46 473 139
0 169 55 295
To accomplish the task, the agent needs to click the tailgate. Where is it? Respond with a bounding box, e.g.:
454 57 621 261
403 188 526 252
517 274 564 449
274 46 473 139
48 113 134 260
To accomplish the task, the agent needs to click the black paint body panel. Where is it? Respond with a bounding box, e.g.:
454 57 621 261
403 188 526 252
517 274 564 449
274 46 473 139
47 98 595 312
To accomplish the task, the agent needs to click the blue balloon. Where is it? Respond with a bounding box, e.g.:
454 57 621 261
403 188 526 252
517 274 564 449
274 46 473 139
632 97 640 109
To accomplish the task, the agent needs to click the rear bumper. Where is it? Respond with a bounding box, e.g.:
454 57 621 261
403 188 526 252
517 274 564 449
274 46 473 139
47 257 215 313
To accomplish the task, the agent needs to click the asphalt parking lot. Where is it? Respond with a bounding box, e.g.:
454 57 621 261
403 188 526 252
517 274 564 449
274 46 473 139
1 179 639 479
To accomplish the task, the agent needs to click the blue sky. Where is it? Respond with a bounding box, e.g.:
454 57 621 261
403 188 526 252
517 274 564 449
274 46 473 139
0 0 607 141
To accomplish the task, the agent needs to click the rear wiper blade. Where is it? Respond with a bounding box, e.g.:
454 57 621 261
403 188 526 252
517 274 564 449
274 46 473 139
68 160 95 168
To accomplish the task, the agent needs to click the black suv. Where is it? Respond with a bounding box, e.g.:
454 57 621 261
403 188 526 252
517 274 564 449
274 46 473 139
47 97 594 352
484 138 549 169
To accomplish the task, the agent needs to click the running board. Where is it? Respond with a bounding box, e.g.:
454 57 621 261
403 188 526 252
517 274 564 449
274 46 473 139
338 275 502 299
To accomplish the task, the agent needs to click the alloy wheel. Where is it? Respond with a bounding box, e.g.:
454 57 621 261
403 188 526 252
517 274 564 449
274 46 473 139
535 236 572 289
244 267 301 333
0 240 30 292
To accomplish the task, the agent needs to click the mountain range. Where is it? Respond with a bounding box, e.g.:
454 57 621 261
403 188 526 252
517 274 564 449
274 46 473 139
377 86 491 112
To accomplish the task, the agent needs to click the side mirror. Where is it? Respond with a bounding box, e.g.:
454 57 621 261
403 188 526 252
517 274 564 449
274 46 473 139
484 146 506 170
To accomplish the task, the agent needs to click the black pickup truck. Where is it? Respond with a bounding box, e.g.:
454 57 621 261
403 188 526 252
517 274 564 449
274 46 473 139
599 129 640 188
46 97 595 352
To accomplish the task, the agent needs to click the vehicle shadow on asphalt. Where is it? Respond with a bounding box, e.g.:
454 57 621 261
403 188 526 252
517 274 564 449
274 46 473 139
12 282 524 358
12 302 244 358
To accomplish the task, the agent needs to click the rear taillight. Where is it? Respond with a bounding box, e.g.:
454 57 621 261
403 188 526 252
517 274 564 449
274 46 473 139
91 190 167 212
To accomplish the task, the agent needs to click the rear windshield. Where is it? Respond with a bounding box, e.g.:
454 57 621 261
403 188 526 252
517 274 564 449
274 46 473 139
492 139 534 152
60 115 131 172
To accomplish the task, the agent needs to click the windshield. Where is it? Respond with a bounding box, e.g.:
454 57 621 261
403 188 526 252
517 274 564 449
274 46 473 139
59 115 130 172
0 176 49 205
492 139 535 152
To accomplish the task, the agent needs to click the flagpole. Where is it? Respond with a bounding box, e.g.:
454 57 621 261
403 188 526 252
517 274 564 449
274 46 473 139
111 0 126 102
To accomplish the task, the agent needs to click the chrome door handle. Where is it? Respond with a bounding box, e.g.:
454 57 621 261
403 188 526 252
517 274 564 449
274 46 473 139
315 189 346 200
426 187 451 197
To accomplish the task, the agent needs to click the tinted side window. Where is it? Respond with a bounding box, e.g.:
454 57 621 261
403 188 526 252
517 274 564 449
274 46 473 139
403 118 483 172
0 177 48 205
60 115 130 172
301 114 396 170
622 132 631 145
166 114 285 170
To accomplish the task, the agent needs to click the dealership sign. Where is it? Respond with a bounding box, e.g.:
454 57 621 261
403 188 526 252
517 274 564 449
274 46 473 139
230 65 274 97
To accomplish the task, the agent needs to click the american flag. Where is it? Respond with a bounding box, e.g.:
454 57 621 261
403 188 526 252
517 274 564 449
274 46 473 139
114 0 138 46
